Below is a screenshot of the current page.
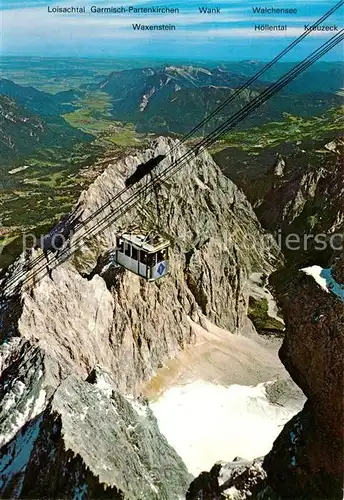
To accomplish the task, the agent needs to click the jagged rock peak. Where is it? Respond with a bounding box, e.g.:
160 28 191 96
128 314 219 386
1 137 280 394
0 138 281 498
263 252 344 499
186 251 344 499
0 363 191 499
186 458 267 499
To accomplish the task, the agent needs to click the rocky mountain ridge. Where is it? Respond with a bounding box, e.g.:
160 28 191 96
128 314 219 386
186 247 344 500
96 65 265 113
0 94 92 167
0 343 191 499
0 137 281 497
93 66 342 134
214 136 344 257
0 78 82 117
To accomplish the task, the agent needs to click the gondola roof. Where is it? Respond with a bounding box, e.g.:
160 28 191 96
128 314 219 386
119 233 169 253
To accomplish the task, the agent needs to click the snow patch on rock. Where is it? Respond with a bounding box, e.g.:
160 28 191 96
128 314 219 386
0 415 43 494
301 265 344 302
0 389 46 448
0 337 22 373
150 380 300 476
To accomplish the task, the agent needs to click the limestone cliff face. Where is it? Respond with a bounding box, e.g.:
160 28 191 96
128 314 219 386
214 138 344 237
187 253 344 500
0 137 279 497
72 136 279 329
0 356 191 499
1 137 279 393
186 458 267 499
257 141 344 236
263 253 344 500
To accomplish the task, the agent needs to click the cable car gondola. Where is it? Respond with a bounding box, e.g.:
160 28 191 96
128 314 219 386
114 233 169 281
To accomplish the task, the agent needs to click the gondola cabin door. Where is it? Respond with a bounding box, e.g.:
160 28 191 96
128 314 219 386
114 234 169 281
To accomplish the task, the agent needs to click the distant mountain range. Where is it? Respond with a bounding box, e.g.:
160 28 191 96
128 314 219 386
95 65 266 109
0 78 83 117
0 62 342 163
91 64 344 134
219 61 344 93
91 65 266 129
0 94 91 165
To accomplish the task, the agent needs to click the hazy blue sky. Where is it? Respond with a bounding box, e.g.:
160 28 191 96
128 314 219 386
1 0 343 60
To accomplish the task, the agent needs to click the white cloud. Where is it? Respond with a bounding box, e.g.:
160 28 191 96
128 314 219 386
1 3 341 50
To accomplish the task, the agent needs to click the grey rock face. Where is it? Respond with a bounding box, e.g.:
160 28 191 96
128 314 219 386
186 458 268 500
0 339 61 497
72 135 279 333
1 137 280 395
0 338 63 449
0 365 191 499
0 137 281 498
214 138 344 236
262 253 344 500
